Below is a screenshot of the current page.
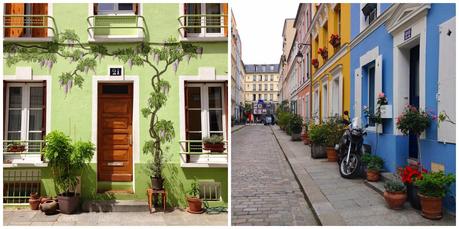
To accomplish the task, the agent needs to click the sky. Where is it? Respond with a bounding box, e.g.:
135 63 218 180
232 1 299 64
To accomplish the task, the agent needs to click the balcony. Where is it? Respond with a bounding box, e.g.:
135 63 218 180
3 15 57 42
178 14 228 42
3 140 46 167
179 140 228 168
87 15 146 42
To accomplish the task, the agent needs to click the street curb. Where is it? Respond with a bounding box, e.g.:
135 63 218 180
270 126 347 226
231 125 246 133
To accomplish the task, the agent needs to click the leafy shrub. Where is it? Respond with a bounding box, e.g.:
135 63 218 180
384 179 406 193
203 135 224 144
415 171 455 198
288 114 303 134
308 123 328 146
323 115 346 147
396 105 434 136
361 153 384 172
278 111 292 130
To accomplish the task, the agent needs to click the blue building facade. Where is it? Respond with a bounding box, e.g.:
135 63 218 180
350 3 456 212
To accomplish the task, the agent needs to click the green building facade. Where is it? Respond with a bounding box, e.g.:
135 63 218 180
3 3 228 208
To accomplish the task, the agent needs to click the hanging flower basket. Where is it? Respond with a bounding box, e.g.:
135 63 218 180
329 34 341 48
318 48 328 60
312 58 319 68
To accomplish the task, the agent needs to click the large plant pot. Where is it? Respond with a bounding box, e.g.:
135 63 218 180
366 170 380 182
419 194 443 220
407 183 421 210
291 132 301 141
383 191 407 209
325 147 337 162
311 144 326 159
151 177 164 190
203 143 225 152
29 198 40 210
57 192 80 214
186 196 203 214
41 200 58 215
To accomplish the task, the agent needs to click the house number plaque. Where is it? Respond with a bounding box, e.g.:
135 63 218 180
109 66 123 77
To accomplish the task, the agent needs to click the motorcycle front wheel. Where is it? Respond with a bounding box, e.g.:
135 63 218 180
339 153 361 178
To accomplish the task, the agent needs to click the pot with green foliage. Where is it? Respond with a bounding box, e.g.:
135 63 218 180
277 111 291 131
324 116 345 162
203 135 225 152
186 177 203 214
414 171 455 219
361 154 384 182
289 114 303 141
308 123 327 159
383 179 407 209
43 131 95 214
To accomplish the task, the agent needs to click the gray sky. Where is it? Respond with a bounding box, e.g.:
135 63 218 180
232 1 299 64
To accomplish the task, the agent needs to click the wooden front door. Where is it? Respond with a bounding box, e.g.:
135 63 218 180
98 83 133 182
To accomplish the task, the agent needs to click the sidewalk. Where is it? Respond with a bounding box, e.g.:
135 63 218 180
3 208 227 226
271 125 455 226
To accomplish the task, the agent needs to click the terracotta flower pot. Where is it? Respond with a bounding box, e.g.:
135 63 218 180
186 196 203 214
203 143 225 152
29 198 41 210
57 193 80 214
326 147 337 162
419 194 443 220
383 191 407 209
366 170 380 182
30 192 39 199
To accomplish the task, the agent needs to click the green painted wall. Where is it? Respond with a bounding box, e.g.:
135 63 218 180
4 3 228 207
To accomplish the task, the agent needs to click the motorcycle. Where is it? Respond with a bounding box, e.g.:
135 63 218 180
336 117 367 178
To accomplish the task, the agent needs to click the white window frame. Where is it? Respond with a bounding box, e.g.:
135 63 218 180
183 3 224 38
4 83 45 142
367 63 376 127
321 80 328 121
313 85 320 123
360 3 380 32
305 93 310 121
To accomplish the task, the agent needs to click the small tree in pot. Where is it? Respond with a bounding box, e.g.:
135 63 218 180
289 114 303 141
383 179 407 209
361 153 384 182
414 171 455 219
43 131 95 214
186 177 203 214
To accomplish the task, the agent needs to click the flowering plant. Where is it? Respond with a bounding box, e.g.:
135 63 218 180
311 58 319 68
398 165 427 184
329 34 341 47
362 92 388 125
318 47 328 60
396 105 435 135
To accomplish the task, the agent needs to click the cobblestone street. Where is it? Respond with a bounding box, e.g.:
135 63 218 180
231 125 318 226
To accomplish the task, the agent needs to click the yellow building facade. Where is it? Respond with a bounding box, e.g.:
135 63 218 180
310 3 350 121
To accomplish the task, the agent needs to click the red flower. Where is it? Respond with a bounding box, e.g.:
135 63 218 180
398 165 426 184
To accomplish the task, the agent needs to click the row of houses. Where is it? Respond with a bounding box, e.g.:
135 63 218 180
3 3 228 207
279 3 456 212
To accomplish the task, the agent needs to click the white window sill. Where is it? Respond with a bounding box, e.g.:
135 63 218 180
179 36 227 42
3 162 48 168
180 162 227 168
4 37 54 42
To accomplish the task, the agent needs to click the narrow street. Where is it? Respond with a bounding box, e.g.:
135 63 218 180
231 125 318 226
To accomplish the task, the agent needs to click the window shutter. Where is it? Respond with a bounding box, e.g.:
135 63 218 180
5 3 25 37
375 55 383 133
223 3 228 37
438 17 456 143
354 68 362 119
133 3 138 15
32 3 48 38
93 3 98 15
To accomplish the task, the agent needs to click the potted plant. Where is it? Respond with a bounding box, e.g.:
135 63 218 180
329 34 341 48
302 123 310 145
289 114 303 141
312 58 319 69
203 135 225 152
308 123 328 159
398 165 426 210
396 105 435 168
186 177 203 214
318 47 328 60
146 156 168 190
383 179 407 209
324 116 345 162
361 153 384 182
29 192 40 210
414 171 455 219
43 130 95 214
6 141 26 152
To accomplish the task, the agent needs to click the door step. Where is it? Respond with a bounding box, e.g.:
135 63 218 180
81 200 148 212
364 172 396 196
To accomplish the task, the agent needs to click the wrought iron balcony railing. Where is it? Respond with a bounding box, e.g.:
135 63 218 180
87 15 147 42
179 140 228 166
3 15 57 41
3 140 45 165
178 14 227 40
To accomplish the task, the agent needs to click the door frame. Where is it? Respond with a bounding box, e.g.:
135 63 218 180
92 76 139 191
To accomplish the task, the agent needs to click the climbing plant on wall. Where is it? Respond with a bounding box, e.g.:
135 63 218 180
4 30 201 185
